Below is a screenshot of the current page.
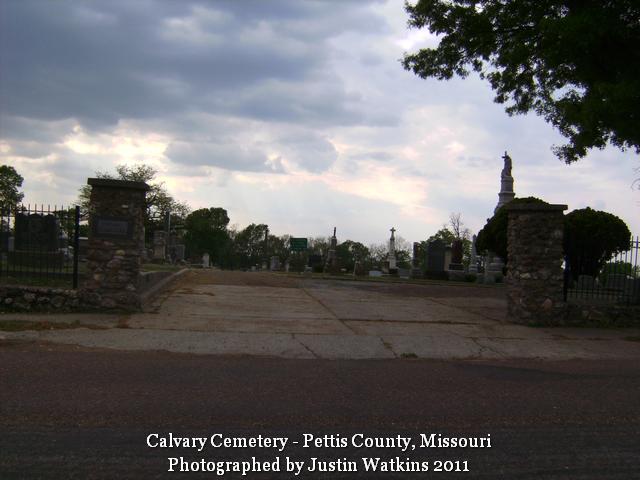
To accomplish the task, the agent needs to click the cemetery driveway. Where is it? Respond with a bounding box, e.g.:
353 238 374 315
3 269 640 360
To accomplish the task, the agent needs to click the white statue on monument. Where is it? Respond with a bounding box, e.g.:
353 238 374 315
495 151 515 214
486 151 516 282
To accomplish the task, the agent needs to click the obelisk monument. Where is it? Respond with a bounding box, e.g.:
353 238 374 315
388 227 398 274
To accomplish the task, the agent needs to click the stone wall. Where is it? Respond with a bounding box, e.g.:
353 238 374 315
0 269 187 312
564 303 640 327
0 285 86 311
506 203 567 325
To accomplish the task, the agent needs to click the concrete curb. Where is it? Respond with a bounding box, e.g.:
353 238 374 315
139 268 190 308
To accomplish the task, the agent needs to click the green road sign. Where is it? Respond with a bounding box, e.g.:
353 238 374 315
290 237 308 251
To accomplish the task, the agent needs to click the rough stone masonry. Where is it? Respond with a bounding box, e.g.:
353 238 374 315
506 202 567 325
83 178 149 310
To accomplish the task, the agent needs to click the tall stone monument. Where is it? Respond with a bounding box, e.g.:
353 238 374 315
324 227 339 274
469 234 479 274
486 151 516 283
495 151 515 213
388 227 398 274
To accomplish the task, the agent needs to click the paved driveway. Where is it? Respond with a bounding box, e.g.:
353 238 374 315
3 270 640 359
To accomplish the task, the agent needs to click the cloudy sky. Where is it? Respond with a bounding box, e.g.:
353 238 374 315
1 0 638 244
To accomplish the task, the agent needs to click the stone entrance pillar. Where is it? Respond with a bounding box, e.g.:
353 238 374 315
506 202 567 324
84 178 149 310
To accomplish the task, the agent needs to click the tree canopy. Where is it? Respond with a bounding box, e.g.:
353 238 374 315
476 196 547 262
403 0 640 163
232 223 269 269
0 165 24 210
77 164 190 232
183 207 230 263
564 207 630 279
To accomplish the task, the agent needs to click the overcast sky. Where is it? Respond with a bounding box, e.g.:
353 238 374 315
1 0 638 244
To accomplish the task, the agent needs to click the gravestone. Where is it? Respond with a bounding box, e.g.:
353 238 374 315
153 230 166 261
411 242 424 278
11 213 63 268
426 239 446 272
353 260 366 276
449 239 464 271
308 254 323 272
202 253 210 268
78 237 89 259
468 235 479 274
173 244 185 262
14 213 59 251
270 256 280 271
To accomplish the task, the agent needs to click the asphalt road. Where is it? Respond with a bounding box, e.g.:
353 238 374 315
1 342 639 479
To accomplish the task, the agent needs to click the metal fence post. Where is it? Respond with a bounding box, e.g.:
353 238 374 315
73 205 80 289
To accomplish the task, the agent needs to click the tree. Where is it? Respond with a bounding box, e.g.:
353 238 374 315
476 196 547 262
0 165 24 210
232 223 269 269
308 236 330 256
564 207 630 280
403 1 640 163
394 235 413 268
266 234 288 264
77 164 190 235
367 242 386 266
448 212 471 241
183 208 230 264
426 227 456 245
336 240 370 272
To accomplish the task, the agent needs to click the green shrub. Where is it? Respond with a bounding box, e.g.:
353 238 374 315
564 208 630 280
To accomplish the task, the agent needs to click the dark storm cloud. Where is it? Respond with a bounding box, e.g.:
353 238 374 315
274 130 338 172
0 0 387 131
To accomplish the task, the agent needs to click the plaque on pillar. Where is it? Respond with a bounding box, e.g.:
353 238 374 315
92 216 133 240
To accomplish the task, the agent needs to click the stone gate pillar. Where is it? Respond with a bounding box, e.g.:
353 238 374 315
84 178 149 310
506 202 567 324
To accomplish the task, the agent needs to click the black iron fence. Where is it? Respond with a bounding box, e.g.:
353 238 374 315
0 204 80 288
564 235 640 305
